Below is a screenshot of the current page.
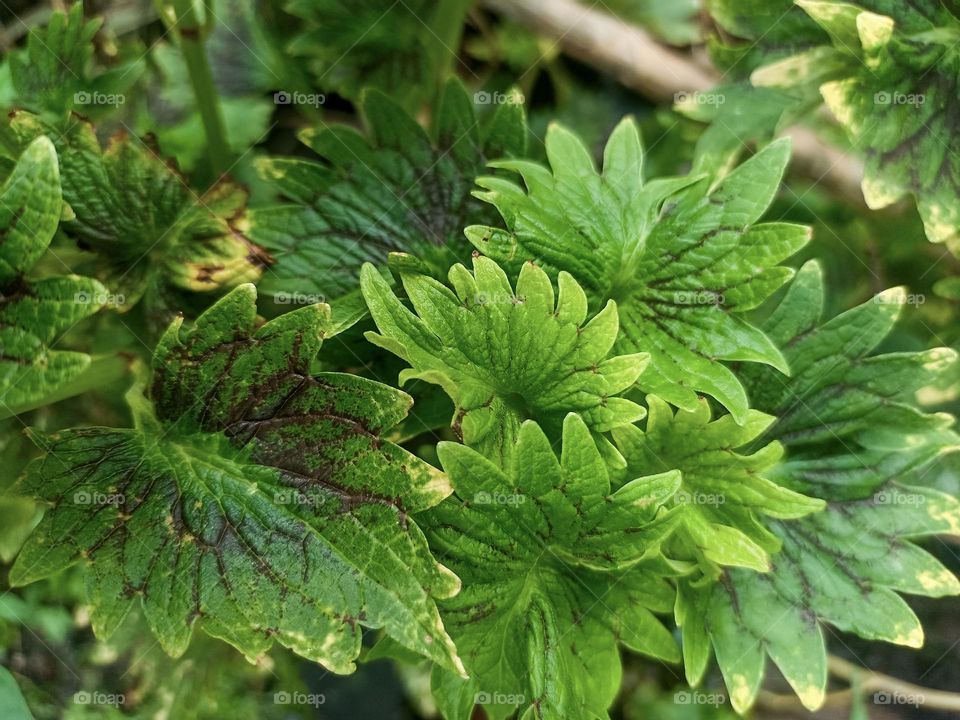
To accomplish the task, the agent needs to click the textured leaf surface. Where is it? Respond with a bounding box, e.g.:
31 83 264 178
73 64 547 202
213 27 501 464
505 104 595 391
467 119 806 421
730 0 960 249
8 4 101 118
614 395 823 573
11 284 462 674
362 256 648 465
423 414 683 720
251 80 527 301
678 261 960 713
4 112 270 310
0 137 108 416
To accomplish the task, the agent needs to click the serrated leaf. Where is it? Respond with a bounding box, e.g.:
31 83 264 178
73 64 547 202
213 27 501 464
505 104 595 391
4 112 270 313
361 256 648 466
678 260 960 713
250 79 527 301
721 0 960 249
0 137 109 416
423 414 683 720
614 395 822 573
8 4 101 119
468 119 806 422
11 284 463 675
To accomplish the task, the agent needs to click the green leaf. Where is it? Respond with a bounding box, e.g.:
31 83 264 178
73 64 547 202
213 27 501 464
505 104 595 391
11 284 463 675
468 119 807 422
8 4 101 119
0 666 33 720
283 0 467 107
614 396 823 572
740 260 959 499
4 112 270 312
731 0 960 249
678 260 960 713
423 414 683 719
0 136 109 416
361 256 648 466
250 79 527 301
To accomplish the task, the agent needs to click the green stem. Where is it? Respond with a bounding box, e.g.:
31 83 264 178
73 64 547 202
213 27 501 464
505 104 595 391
425 0 472 96
171 0 230 175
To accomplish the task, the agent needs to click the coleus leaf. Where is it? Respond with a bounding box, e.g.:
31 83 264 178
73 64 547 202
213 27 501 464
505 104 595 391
10 284 463 675
8 4 101 119
676 261 960 714
361 256 648 466
283 0 466 108
249 79 526 301
613 395 824 573
467 118 808 422
0 136 109 417
423 414 683 720
3 112 271 312
749 0 960 249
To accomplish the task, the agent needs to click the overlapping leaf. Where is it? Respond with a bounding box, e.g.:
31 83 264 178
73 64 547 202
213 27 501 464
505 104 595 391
2 112 270 312
283 0 467 107
0 136 109 417
361 256 648 466
742 0 960 249
250 80 526 302
613 396 823 573
467 118 807 422
677 261 960 713
424 414 683 720
11 284 463 675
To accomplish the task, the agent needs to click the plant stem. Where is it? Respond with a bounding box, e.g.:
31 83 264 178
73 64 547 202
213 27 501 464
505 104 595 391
171 0 230 176
425 0 472 96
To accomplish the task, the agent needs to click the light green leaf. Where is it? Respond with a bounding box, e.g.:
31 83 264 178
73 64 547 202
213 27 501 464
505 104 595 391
361 256 648 466
468 119 806 421
423 414 683 719
11 284 462 675
614 395 823 573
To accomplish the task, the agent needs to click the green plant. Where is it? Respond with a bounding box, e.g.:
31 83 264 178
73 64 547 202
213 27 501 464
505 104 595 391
1 2 959 719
